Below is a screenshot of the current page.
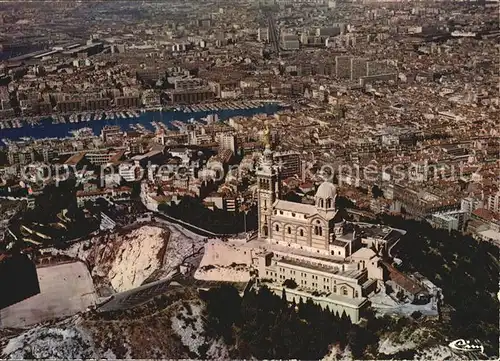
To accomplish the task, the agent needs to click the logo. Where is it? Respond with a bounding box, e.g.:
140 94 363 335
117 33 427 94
448 339 484 354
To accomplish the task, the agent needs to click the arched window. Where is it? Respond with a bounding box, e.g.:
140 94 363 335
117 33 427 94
314 226 323 236
342 287 348 296
275 224 279 232
320 199 324 208
326 198 332 208
299 229 304 237
287 227 291 234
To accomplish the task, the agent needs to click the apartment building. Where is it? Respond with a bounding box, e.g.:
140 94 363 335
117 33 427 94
273 151 302 179
166 88 215 104
487 191 500 213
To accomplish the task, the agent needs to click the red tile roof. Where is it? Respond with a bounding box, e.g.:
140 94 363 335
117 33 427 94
382 261 425 295
472 208 499 222
64 152 86 166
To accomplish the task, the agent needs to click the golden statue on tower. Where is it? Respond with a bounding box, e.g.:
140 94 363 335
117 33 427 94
262 122 271 149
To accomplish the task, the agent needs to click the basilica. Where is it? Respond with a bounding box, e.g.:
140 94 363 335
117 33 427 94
248 141 405 322
197 140 407 323
257 142 360 258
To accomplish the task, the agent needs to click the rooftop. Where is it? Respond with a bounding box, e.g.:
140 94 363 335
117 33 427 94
273 199 317 216
246 238 348 264
278 257 339 274
266 282 368 308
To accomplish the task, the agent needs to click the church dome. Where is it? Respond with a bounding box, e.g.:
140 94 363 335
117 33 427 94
315 181 337 200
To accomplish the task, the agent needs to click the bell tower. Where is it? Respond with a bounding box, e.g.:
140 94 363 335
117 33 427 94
257 124 281 239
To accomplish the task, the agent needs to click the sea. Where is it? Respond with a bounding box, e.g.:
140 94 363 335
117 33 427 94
0 103 282 146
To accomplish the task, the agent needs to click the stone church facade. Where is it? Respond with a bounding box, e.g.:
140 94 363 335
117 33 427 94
251 143 403 322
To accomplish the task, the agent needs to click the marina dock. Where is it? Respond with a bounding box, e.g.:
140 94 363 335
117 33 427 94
0 101 286 132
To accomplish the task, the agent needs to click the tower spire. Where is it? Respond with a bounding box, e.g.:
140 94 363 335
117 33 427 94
262 122 273 165
257 122 281 239
262 122 271 149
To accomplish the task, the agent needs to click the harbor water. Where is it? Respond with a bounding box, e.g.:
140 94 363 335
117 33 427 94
0 103 282 146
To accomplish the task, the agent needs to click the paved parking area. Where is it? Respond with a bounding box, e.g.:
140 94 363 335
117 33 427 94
0 262 97 328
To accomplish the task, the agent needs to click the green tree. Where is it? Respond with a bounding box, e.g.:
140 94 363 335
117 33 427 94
283 278 298 289
200 284 242 344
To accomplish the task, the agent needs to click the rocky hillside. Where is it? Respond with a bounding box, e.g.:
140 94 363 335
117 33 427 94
0 286 227 360
44 223 205 293
0 284 487 360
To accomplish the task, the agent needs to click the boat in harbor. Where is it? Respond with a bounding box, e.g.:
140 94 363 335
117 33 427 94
26 117 39 127
0 102 282 144
150 121 161 133
159 122 169 132
70 127 94 138
187 118 203 126
135 124 148 133
171 120 187 131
